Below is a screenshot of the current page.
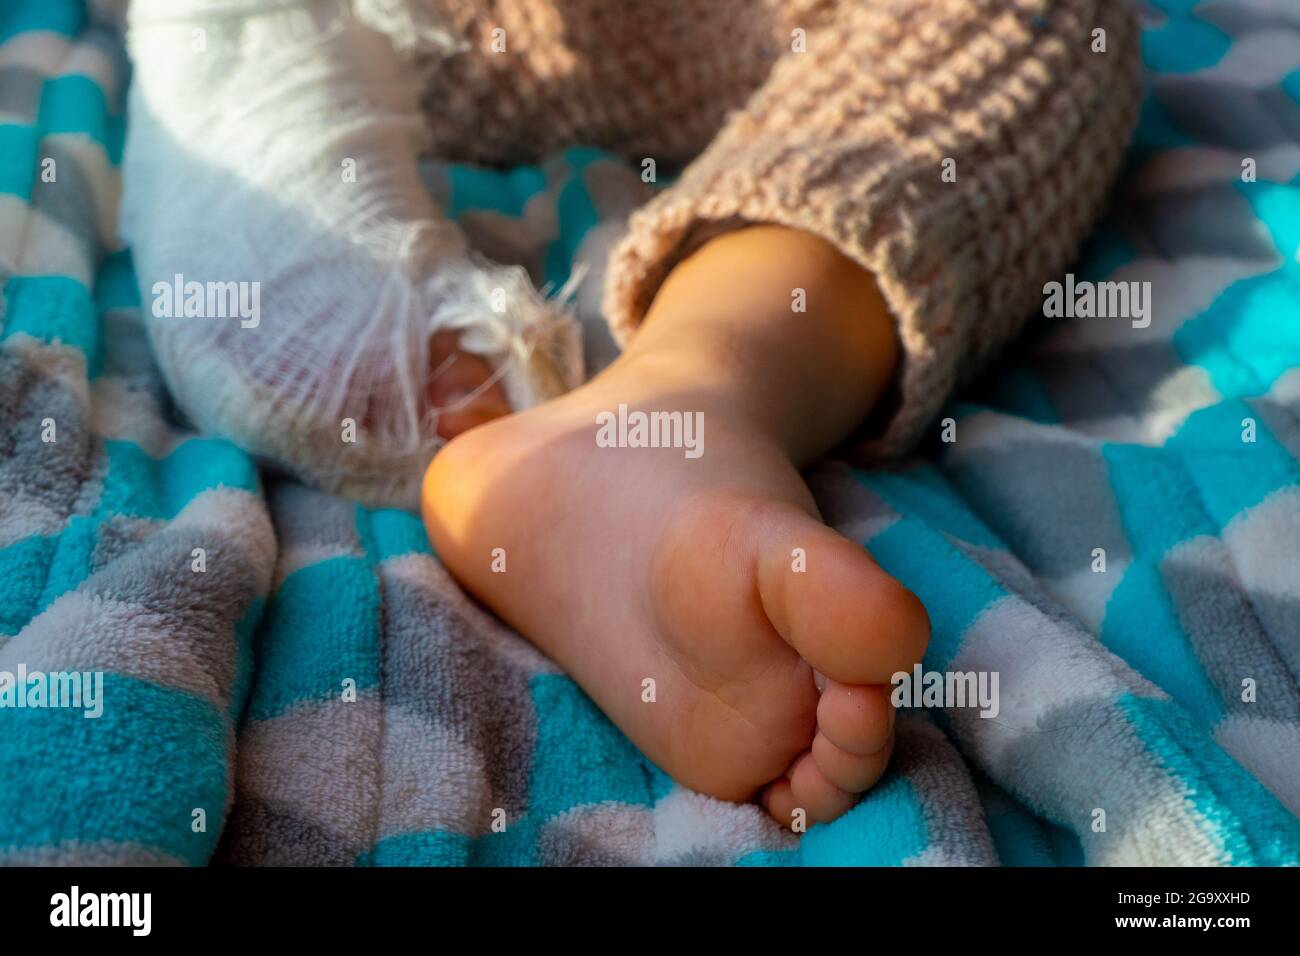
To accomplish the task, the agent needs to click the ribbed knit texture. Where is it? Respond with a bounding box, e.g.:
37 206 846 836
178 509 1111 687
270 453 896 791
403 0 1144 458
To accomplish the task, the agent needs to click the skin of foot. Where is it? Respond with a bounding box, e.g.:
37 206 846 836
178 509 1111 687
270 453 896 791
422 225 930 826
427 330 512 441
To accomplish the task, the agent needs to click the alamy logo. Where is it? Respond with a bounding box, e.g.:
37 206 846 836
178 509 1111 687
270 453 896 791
50 886 151 936
1043 272 1151 329
891 665 1000 719
0 665 103 718
595 404 704 459
151 273 260 328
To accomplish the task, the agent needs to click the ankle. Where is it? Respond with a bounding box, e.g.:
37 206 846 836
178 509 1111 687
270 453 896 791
579 345 772 439
604 228 900 464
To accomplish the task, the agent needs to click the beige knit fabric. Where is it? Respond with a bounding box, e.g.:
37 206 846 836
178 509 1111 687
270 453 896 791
403 0 1143 459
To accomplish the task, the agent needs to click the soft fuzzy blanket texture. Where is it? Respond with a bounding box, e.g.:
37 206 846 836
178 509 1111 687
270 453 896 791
1 0 1298 865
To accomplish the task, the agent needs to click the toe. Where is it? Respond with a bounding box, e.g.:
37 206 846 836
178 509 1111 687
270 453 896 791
788 752 857 823
756 508 930 686
817 681 893 756
811 731 892 793
760 777 801 829
428 331 511 439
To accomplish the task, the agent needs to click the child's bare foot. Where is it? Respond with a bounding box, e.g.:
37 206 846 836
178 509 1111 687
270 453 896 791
423 373 928 823
422 226 930 826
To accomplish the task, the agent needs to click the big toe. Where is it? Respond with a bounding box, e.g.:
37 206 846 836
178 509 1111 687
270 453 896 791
755 506 930 686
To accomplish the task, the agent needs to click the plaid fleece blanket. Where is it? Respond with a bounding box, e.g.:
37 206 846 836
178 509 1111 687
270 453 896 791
1 0 1298 866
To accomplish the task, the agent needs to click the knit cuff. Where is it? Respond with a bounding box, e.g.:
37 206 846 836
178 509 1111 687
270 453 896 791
603 0 1143 463
602 139 965 462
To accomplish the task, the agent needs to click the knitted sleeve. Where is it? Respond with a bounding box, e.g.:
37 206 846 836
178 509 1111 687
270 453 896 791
602 0 1143 460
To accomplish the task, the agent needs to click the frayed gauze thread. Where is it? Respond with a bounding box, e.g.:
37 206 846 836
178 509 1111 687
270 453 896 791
351 0 468 56
118 0 582 509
